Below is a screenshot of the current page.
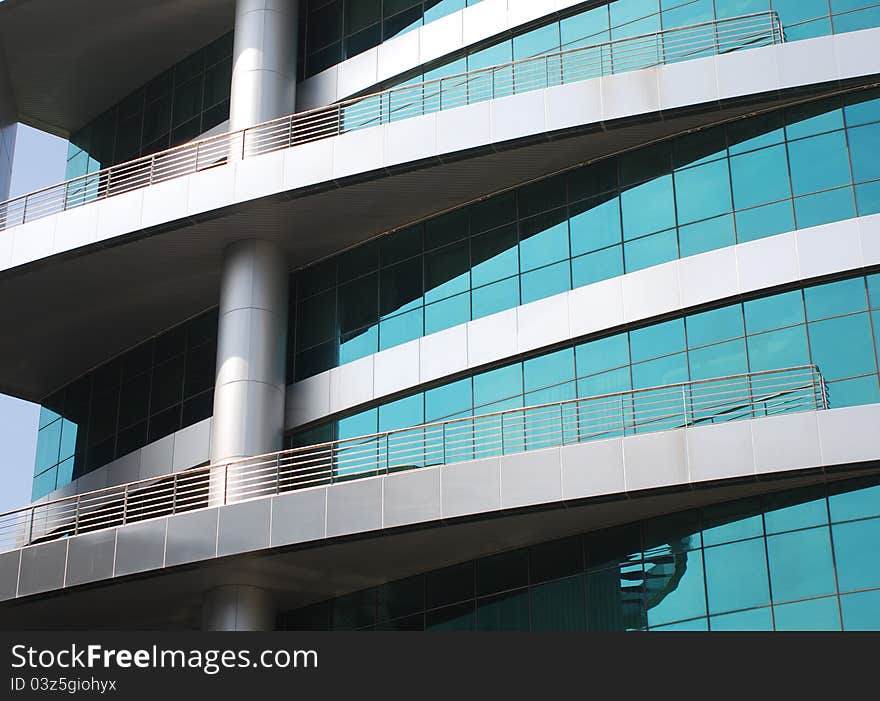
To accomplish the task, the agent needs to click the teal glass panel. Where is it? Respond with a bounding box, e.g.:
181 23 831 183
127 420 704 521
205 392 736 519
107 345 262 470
475 590 530 631
569 195 621 256
520 210 569 271
530 576 587 631
785 99 844 140
730 145 791 209
621 176 676 239
577 367 631 397
747 326 810 372
840 589 880 630
631 352 688 388
856 181 880 215
833 518 880 591
827 375 880 407
337 408 378 440
764 487 828 534
576 333 630 376
869 275 880 307
473 364 523 408
424 241 469 303
32 468 57 500
586 566 646 631
783 16 832 39
805 277 867 320
379 309 423 350
425 378 472 422
424 292 470 335
339 326 378 364
674 159 732 224
56 457 74 488
38 406 61 430
794 187 856 228
829 478 880 522
651 618 709 631
744 290 805 333
714 0 768 20
703 498 764 546
426 603 475 631
687 305 744 347
571 247 624 287
728 112 785 155
424 0 465 23
808 314 876 380
58 420 78 463
678 215 736 258
848 123 880 182
610 0 660 39
513 22 560 60
688 339 748 380
833 6 880 32
624 229 678 272
734 200 795 243
774 597 842 631
767 527 837 602
704 539 771 614
560 5 610 48
645 550 707 627
379 394 424 432
35 420 61 474
520 261 571 304
471 276 519 318
661 0 713 26
709 607 773 631
844 90 880 127
630 319 686 362
774 0 836 27
523 348 575 393
471 225 518 286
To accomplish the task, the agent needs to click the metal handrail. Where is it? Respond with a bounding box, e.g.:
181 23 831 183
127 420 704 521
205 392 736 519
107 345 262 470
0 11 783 232
0 364 825 554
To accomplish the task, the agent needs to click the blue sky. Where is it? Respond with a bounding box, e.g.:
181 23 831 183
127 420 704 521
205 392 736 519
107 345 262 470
0 124 67 513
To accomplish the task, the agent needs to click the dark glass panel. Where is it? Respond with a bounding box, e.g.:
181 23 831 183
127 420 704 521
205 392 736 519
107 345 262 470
426 562 474 608
476 549 529 596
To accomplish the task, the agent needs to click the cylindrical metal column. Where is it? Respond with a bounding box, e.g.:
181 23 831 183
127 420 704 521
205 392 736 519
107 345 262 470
230 0 299 132
211 240 289 470
203 585 276 631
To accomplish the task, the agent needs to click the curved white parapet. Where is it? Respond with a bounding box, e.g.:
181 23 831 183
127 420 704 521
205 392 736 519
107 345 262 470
286 213 880 430
2 403 879 601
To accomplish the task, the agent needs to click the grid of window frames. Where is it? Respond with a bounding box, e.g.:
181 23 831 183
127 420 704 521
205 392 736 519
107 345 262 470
302 0 485 78
32 310 219 500
380 0 880 93
290 273 880 448
290 89 880 383
278 475 880 631
65 33 234 181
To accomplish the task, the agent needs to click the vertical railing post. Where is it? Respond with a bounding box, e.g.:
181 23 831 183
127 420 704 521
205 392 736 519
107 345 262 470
276 454 282 494
329 444 336 485
500 412 506 456
194 141 201 173
172 473 178 515
442 423 447 465
241 128 247 161
27 507 35 547
122 484 129 527
223 463 229 505
73 495 81 536
681 386 689 428
288 115 295 149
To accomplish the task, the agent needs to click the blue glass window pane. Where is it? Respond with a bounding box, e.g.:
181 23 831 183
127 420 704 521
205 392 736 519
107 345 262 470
631 353 688 388
569 195 621 256
856 181 880 216
735 200 795 243
424 242 469 303
829 478 880 522
789 131 852 195
523 348 575 393
783 16 832 39
728 112 785 155
764 487 828 534
840 589 880 630
571 247 624 287
645 550 707 627
774 597 841 631
660 0 713 26
467 41 512 71
674 159 733 224
35 421 61 474
714 0 768 20
561 5 610 47
610 0 660 39
525 380 576 407
687 305 744 347
621 176 676 239
688 339 748 380
586 566 647 631
805 277 868 320
767 527 836 602
785 99 844 140
808 314 876 380
425 378 472 422
773 0 836 27
624 229 677 272
577 367 632 396
704 539 771 614
32 469 57 501
471 225 518 287
56 457 74 488
379 394 424 432
520 261 571 304
59 420 77 462
576 333 630 376
871 275 880 307
844 90 880 127
339 325 378 364
744 290 805 333
703 498 764 546
474 364 523 407
730 145 792 209
530 576 587 631
512 22 560 59
651 617 708 631
746 325 810 372
833 6 880 32
471 277 519 318
424 292 470 335
794 187 856 228
678 215 736 258
826 376 880 408
424 0 465 23
519 210 569 272
338 408 377 440
833 518 880 591
630 319 686 362
379 309 423 351
38 406 61 429
848 123 880 182
710 607 773 631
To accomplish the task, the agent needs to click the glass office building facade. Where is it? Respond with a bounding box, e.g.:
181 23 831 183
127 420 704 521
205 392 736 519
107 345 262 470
280 475 880 631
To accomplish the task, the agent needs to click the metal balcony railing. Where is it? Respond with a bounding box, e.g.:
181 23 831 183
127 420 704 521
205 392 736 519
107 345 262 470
0 365 825 555
0 11 784 232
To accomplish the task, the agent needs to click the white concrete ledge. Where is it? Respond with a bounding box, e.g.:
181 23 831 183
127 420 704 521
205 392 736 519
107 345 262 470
287 213 880 430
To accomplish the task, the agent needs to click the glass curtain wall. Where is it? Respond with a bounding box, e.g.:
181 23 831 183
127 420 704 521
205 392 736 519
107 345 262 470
279 474 880 631
289 89 880 383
